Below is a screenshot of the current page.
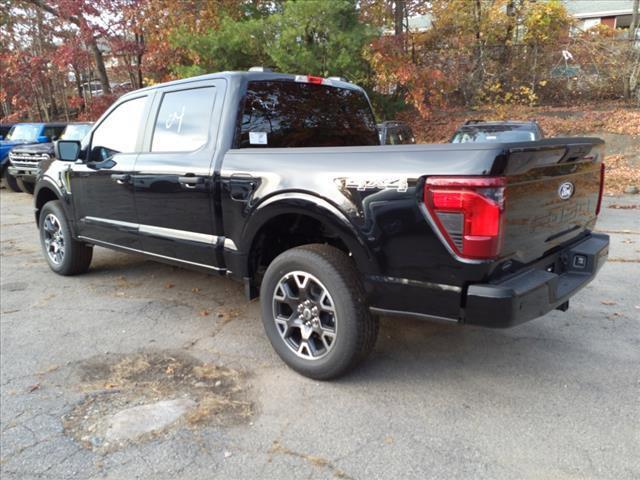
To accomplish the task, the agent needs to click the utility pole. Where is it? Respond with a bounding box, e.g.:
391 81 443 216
630 0 639 41
628 0 640 102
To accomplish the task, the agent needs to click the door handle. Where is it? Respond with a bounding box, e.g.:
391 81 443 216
178 176 204 184
178 175 205 189
111 173 131 184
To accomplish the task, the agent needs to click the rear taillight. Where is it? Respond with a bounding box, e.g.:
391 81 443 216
424 176 507 260
596 163 605 215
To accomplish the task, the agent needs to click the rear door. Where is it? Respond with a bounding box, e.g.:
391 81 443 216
132 79 226 269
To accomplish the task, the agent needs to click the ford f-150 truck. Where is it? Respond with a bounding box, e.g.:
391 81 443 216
34 71 609 379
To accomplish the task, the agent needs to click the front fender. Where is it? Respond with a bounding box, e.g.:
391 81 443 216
34 176 65 202
33 173 76 235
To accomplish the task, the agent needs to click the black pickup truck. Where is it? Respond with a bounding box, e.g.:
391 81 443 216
34 71 609 379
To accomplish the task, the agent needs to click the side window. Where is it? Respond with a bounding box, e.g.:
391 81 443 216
43 126 64 141
151 87 216 153
402 128 415 144
90 96 147 162
388 130 400 145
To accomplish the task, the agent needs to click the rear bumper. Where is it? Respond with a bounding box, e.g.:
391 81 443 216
464 233 609 328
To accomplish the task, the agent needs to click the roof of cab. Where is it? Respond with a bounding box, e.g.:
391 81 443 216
121 71 364 100
463 119 539 126
11 122 68 127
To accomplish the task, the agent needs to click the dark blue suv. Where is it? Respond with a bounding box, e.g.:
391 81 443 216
1 123 66 192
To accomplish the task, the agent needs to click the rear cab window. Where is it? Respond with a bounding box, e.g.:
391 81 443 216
235 80 379 148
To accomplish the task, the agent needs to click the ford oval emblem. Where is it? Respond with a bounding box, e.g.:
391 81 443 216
558 182 574 200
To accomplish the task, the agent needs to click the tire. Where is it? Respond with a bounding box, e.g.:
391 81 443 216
38 200 93 275
4 171 21 192
16 177 35 194
260 244 378 380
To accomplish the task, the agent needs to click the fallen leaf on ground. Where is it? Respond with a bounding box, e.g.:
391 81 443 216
28 383 40 393
601 300 616 305
608 204 639 210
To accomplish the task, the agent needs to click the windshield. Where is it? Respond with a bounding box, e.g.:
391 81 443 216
6 124 40 142
452 127 536 143
61 124 92 141
236 80 379 148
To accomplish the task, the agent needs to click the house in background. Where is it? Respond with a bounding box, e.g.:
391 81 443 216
382 14 432 35
562 0 635 31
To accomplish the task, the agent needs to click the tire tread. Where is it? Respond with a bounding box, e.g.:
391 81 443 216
40 200 92 275
261 243 378 379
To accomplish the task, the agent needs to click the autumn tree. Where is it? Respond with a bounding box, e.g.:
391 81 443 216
23 0 114 95
171 0 373 85
368 0 582 116
0 1 74 120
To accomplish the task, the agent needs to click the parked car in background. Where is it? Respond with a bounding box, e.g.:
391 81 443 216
0 123 14 140
1 122 66 192
377 121 415 145
450 120 543 143
113 81 133 94
8 122 92 194
81 81 104 97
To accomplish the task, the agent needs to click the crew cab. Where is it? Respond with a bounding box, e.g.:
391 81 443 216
34 71 609 379
8 123 92 194
1 122 66 192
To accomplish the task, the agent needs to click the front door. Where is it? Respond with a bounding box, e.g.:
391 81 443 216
133 80 225 268
72 94 151 248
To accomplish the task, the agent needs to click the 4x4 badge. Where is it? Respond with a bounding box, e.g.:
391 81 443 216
558 181 574 200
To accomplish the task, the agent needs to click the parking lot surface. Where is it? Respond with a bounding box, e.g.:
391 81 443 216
1 189 639 479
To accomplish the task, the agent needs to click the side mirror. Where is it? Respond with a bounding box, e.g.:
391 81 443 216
55 140 81 162
37 135 50 143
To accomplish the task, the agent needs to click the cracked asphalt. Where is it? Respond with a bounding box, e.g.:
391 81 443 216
1 189 639 479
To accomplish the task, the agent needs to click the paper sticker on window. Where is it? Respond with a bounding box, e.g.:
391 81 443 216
249 132 268 145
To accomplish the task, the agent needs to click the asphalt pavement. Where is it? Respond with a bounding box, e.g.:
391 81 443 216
1 189 639 479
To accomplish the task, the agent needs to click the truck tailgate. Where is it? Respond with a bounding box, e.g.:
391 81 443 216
502 139 605 264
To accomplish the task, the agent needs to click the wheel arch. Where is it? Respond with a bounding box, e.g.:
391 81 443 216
34 179 66 228
233 193 378 296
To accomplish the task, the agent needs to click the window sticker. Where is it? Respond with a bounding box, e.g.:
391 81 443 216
249 131 268 145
